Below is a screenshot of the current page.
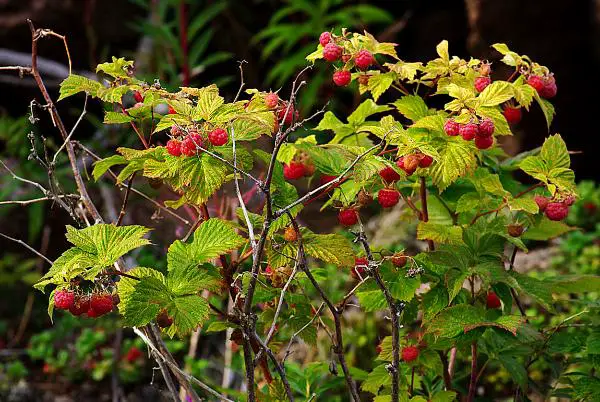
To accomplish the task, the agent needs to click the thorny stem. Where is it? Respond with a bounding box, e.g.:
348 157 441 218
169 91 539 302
356 230 403 402
288 216 361 402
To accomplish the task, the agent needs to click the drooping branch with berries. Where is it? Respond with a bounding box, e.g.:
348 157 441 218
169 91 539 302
2 19 598 402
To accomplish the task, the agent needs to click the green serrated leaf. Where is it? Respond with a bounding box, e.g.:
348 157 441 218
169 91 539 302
92 155 126 181
58 75 102 101
476 81 514 107
392 95 429 122
167 218 245 272
417 222 463 245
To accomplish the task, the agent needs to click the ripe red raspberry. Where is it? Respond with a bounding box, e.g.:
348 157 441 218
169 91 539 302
460 123 479 141
265 266 273 275
333 70 352 86
125 346 143 363
355 50 374 70
319 32 332 46
378 188 400 208
89 293 114 317
69 296 90 316
156 309 173 328
507 224 524 237
168 105 176 114
545 202 569 221
283 162 306 180
181 133 203 157
283 226 298 242
352 257 368 278
208 128 228 146
379 166 401 183
323 42 342 62
534 195 549 211
133 91 143 103
486 292 502 309
503 106 522 124
540 81 557 98
401 346 419 362
265 93 279 109
54 289 75 310
444 119 460 136
478 118 495 137
166 139 182 156
527 75 545 92
418 154 434 168
338 208 359 226
474 135 494 149
376 344 382 354
278 103 298 125
475 76 491 92
391 253 407 267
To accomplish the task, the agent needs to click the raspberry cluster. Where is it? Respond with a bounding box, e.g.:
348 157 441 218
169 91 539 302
54 289 118 318
444 118 495 150
318 31 375 87
535 194 575 221
527 74 557 99
166 126 229 157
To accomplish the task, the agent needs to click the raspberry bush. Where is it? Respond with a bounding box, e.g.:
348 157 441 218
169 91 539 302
5 22 600 402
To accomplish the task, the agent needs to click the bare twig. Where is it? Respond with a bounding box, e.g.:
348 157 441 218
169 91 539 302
0 194 79 206
0 232 53 265
114 173 135 226
0 158 48 195
52 94 88 165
